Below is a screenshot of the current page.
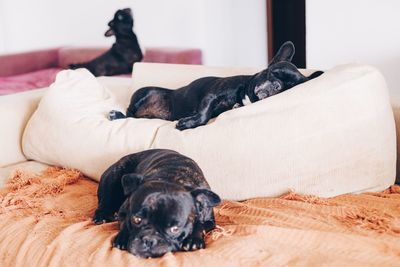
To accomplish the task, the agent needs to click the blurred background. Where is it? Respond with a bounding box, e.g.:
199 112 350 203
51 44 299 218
0 0 267 68
0 0 399 93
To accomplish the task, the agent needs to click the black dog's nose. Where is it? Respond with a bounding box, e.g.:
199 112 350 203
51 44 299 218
142 236 158 248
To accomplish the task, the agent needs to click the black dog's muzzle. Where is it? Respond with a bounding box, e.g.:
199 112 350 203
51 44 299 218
128 229 177 258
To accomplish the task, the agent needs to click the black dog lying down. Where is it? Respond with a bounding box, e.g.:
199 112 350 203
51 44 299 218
93 149 221 258
69 8 143 76
109 41 323 130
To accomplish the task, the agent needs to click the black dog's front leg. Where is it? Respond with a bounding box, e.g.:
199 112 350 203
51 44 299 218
181 222 206 251
93 173 126 224
176 95 217 131
112 223 130 250
176 114 206 131
93 156 139 224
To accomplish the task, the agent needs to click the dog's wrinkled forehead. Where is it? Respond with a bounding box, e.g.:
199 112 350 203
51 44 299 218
128 184 195 220
146 193 192 221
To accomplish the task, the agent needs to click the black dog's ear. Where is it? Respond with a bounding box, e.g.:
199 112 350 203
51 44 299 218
269 41 295 65
308 70 324 80
122 8 132 14
191 189 221 208
191 189 220 226
270 61 308 86
121 173 144 196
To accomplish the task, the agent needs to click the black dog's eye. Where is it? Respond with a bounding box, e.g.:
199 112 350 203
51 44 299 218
131 215 142 225
169 226 180 234
117 14 124 20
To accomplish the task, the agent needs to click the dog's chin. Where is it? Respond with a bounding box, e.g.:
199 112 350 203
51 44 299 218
129 245 174 258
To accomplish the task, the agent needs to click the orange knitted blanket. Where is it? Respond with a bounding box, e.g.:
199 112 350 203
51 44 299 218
0 167 399 266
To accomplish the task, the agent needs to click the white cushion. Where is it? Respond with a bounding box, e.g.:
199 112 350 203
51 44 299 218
22 63 396 200
0 89 46 167
23 70 163 180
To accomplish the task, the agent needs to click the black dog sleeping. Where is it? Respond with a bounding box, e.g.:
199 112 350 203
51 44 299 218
109 41 323 130
69 8 143 76
93 149 221 258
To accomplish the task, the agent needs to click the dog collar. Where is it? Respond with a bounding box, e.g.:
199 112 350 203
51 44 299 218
242 94 252 106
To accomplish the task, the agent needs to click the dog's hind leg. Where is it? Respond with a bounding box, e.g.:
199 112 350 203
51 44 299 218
108 110 127 120
127 87 172 120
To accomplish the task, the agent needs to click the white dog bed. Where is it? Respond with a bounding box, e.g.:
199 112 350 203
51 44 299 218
22 63 396 200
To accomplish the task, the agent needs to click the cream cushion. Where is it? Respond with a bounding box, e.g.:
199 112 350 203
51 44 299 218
22 63 396 200
0 89 45 167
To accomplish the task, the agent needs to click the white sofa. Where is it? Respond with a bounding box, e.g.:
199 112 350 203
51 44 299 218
0 63 398 199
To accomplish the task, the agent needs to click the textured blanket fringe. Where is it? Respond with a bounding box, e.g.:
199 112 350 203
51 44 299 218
280 189 332 205
8 169 40 191
280 187 400 234
333 207 399 234
382 185 400 194
206 225 233 241
0 167 83 213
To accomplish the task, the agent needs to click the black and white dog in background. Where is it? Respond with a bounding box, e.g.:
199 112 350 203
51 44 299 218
69 8 143 76
109 41 323 130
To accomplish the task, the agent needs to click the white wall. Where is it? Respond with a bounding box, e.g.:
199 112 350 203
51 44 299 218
0 0 267 68
306 0 400 93
199 0 267 67
0 0 6 52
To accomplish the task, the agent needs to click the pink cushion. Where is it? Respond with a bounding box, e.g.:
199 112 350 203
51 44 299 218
58 47 107 69
0 68 62 95
143 47 202 64
0 47 203 95
0 49 59 77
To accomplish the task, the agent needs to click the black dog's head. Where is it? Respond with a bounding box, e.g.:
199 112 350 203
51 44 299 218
249 41 317 100
105 8 134 37
117 174 220 258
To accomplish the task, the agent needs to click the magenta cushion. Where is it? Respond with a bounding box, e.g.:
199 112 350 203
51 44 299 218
0 48 59 77
143 47 202 64
0 68 62 95
0 47 203 95
57 47 107 69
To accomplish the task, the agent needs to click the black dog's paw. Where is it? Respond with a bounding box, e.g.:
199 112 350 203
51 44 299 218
112 231 128 250
176 115 203 131
175 119 190 131
108 110 126 121
181 236 205 251
93 209 115 224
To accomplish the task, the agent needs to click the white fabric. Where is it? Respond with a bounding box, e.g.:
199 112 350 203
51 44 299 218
0 89 45 167
390 94 400 184
22 64 396 200
23 71 157 180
